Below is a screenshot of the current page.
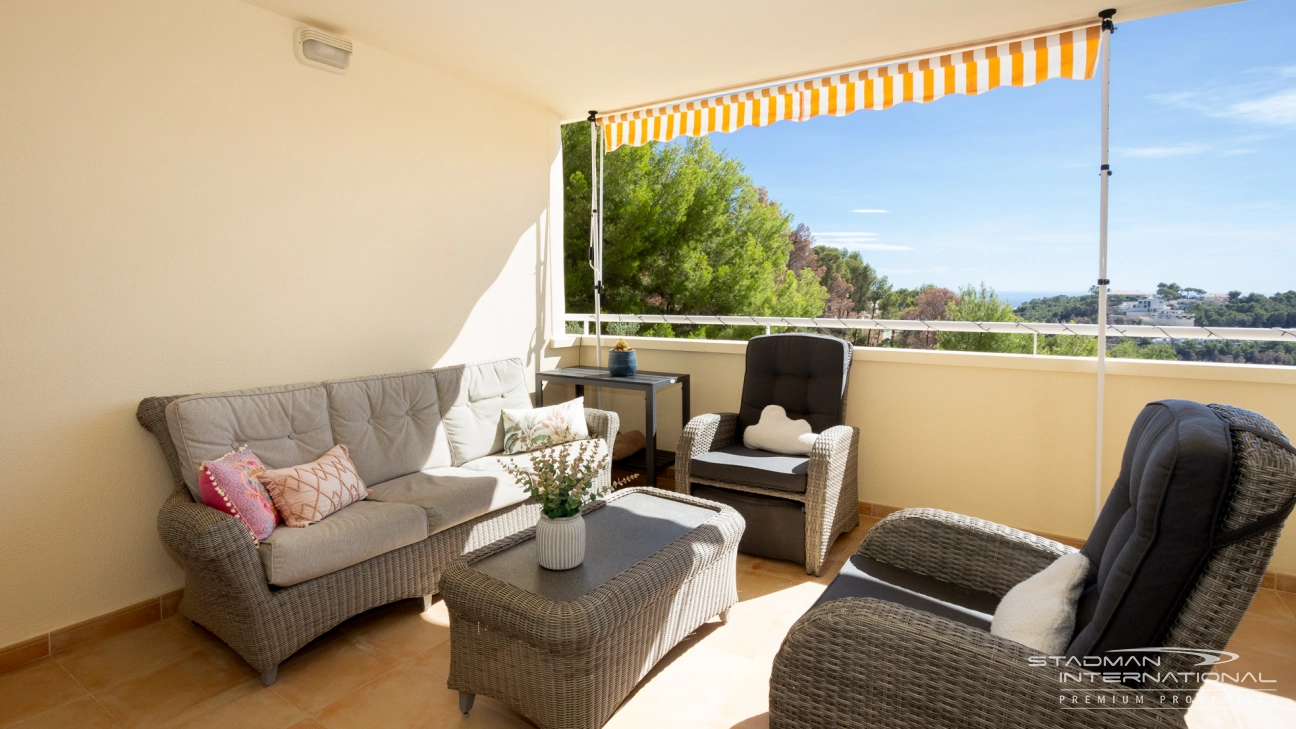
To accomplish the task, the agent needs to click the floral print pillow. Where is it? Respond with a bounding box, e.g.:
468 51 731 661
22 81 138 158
502 398 589 455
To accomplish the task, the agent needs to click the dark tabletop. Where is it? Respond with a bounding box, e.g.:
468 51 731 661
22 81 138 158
471 491 717 602
537 366 687 387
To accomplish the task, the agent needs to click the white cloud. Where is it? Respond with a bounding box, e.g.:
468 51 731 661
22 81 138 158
1152 87 1296 128
848 243 913 251
817 231 878 237
851 209 888 213
1225 90 1296 126
1119 143 1208 158
879 266 951 274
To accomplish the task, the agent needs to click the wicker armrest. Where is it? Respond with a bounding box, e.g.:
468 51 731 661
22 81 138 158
157 488 258 563
674 412 738 494
583 407 619 450
771 598 1162 729
858 508 1076 597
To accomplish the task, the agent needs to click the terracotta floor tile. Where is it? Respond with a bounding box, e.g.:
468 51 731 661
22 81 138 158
608 643 751 729
343 600 451 660
54 621 206 692
271 636 400 716
1227 610 1296 662
1277 591 1296 622
734 572 824 619
171 686 306 729
742 557 818 584
1207 679 1296 728
697 609 788 660
1245 589 1295 622
0 660 88 728
313 665 457 729
92 649 253 728
407 638 453 683
287 721 326 729
423 699 535 729
8 697 122 729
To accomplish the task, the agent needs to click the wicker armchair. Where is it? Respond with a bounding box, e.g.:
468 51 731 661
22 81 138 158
675 334 858 576
770 402 1296 729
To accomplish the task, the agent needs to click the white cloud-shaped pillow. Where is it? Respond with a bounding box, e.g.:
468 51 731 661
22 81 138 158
743 405 818 455
991 552 1091 654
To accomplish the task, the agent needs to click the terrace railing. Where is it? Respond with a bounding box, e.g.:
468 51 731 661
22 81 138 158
563 313 1296 352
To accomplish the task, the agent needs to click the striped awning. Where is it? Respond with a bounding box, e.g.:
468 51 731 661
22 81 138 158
597 24 1101 151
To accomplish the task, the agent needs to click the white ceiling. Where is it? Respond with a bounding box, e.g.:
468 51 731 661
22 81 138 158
242 0 1235 120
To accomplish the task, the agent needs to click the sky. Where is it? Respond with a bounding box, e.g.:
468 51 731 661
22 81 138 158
703 0 1295 296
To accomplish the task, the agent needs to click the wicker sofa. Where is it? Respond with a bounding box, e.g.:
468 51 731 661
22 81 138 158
136 357 617 686
769 402 1296 729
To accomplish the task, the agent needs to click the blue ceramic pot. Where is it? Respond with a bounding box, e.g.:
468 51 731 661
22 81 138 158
607 349 637 377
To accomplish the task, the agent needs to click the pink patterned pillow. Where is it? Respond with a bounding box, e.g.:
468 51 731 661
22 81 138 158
258 444 368 528
198 447 279 543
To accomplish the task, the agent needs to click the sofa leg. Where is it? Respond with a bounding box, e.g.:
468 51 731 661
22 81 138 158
718 608 730 625
459 692 475 715
422 595 433 613
260 666 278 687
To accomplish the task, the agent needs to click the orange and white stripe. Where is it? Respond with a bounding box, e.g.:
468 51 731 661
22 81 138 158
598 25 1101 151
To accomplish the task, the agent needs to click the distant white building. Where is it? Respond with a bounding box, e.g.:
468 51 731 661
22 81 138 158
1113 296 1195 327
1202 293 1231 305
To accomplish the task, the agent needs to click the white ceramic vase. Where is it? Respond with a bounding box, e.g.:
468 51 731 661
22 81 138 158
536 513 585 570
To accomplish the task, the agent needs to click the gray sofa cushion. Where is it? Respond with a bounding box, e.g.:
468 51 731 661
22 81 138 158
435 358 533 465
166 383 335 502
325 370 453 485
690 444 809 494
738 334 851 437
256 500 428 587
811 554 1000 631
368 467 530 534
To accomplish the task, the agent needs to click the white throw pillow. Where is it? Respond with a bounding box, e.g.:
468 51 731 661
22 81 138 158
743 405 818 455
501 398 589 455
991 552 1091 654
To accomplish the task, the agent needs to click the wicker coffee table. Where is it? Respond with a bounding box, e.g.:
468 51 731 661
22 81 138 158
438 487 744 729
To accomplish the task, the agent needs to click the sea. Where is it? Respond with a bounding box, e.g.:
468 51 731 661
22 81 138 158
998 291 1088 307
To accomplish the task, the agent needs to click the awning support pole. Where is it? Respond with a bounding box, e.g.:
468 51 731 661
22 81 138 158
1095 9 1116 522
588 112 606 406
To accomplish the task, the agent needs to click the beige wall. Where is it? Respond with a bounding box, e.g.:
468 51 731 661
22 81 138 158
569 337 1296 574
0 0 565 647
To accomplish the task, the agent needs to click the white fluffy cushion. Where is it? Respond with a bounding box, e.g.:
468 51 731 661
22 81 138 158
742 405 818 455
991 552 1091 654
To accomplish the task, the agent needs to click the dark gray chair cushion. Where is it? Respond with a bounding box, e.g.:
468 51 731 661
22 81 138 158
738 334 851 437
1067 400 1233 659
813 554 1000 631
690 444 809 494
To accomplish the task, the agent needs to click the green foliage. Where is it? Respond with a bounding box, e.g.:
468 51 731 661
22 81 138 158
1108 339 1178 360
936 284 1032 354
1014 293 1099 324
1156 282 1183 300
813 246 894 317
1185 290 1296 328
1038 335 1098 357
562 123 826 322
604 321 640 336
502 440 609 518
1174 339 1296 366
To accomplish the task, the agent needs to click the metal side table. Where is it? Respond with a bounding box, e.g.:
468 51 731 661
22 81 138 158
536 367 690 486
